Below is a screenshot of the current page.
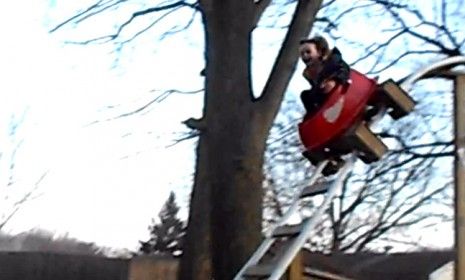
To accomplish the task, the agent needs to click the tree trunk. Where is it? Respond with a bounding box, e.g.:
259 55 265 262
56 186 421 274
177 137 212 280
204 2 267 279
179 0 323 279
177 8 213 280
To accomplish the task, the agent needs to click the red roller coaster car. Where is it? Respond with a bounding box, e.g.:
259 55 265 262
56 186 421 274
298 69 414 173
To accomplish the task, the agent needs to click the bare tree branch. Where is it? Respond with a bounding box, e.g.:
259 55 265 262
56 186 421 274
252 0 272 28
166 131 200 148
75 0 128 25
84 88 203 127
258 0 323 108
120 7 187 45
350 29 406 66
50 0 112 33
51 0 200 45
368 50 443 75
356 184 447 251
159 9 199 40
0 171 48 230
116 88 202 119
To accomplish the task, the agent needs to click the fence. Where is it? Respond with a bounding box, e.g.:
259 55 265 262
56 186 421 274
0 252 128 280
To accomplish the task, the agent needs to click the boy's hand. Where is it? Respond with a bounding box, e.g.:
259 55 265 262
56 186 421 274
320 79 337 93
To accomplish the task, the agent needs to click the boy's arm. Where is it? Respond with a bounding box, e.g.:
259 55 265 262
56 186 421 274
333 61 350 84
303 67 317 86
318 48 350 85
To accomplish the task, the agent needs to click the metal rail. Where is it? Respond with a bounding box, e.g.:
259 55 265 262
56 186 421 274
401 56 465 91
233 160 328 280
267 155 356 280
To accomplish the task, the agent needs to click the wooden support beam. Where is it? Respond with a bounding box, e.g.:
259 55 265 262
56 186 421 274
455 74 465 280
286 251 303 280
381 79 415 119
350 122 388 163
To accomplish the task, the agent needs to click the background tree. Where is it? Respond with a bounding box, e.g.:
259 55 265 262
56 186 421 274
0 229 106 256
1 112 46 231
138 191 184 257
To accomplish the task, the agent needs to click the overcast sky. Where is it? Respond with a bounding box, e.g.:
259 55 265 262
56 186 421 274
0 1 208 250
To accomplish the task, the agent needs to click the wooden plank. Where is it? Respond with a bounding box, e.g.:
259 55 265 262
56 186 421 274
304 267 354 280
273 224 302 238
352 123 387 163
244 263 274 277
300 180 333 198
381 79 415 119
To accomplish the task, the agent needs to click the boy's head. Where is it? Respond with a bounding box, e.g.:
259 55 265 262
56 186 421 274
299 36 330 65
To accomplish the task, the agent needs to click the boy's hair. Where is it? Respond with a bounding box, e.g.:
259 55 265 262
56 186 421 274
299 36 330 57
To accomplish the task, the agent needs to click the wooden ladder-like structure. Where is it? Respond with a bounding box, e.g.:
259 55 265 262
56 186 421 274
234 78 414 280
233 156 355 280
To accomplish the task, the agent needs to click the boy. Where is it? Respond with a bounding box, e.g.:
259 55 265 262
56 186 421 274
299 36 350 116
299 36 350 175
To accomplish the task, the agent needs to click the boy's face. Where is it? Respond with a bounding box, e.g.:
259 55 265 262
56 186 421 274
299 43 320 66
